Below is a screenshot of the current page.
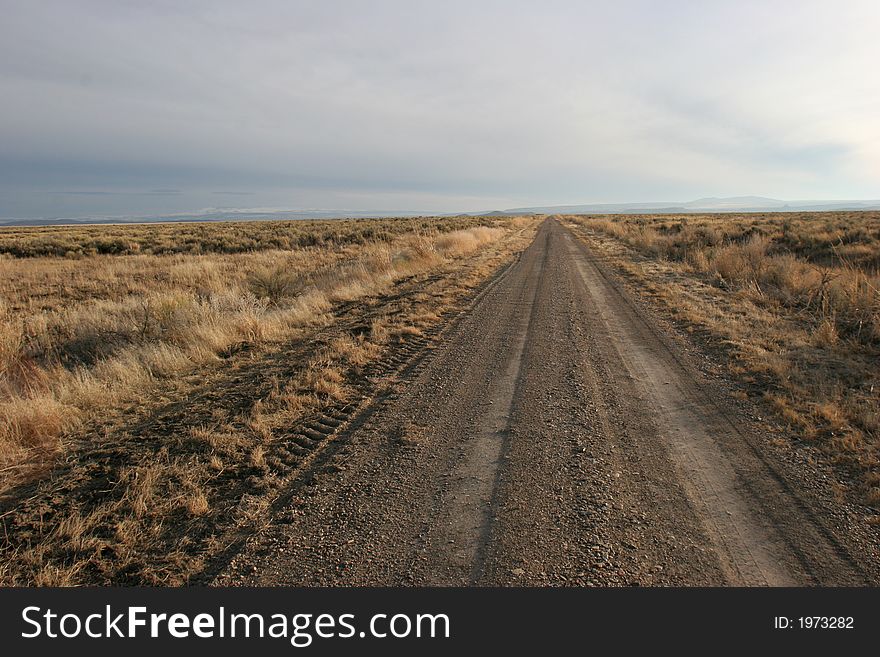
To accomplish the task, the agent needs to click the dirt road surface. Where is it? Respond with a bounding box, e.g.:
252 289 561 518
214 219 878 586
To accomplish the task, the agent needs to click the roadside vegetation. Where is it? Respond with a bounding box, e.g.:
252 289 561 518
0 216 492 258
565 212 880 510
0 215 538 584
0 217 499 482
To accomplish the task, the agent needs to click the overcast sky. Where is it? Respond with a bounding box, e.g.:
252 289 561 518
1 0 879 218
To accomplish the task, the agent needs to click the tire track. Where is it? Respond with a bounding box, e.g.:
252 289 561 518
215 219 876 587
442 228 547 583
561 224 869 585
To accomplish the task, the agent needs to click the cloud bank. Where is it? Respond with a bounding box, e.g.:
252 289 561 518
1 0 878 218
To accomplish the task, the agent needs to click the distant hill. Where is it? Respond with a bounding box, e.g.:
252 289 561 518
0 209 430 227
4 197 880 227
503 197 880 215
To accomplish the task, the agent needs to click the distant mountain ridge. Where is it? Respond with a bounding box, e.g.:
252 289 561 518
0 208 425 227
2 197 880 226
502 196 880 215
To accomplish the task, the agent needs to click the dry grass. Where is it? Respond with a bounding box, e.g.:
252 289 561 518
0 218 506 488
566 211 880 508
0 215 538 585
0 216 493 258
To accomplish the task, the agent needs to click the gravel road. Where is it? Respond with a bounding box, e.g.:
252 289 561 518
216 219 878 586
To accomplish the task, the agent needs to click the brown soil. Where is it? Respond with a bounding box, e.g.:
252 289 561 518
0 223 536 585
215 219 880 586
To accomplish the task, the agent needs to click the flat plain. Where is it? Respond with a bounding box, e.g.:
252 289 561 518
1 212 877 585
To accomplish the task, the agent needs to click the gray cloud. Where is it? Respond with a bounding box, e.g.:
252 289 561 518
1 0 878 218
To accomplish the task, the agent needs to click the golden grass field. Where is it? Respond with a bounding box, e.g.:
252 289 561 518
1 211 877 584
0 215 539 584
565 212 880 510
0 216 507 482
